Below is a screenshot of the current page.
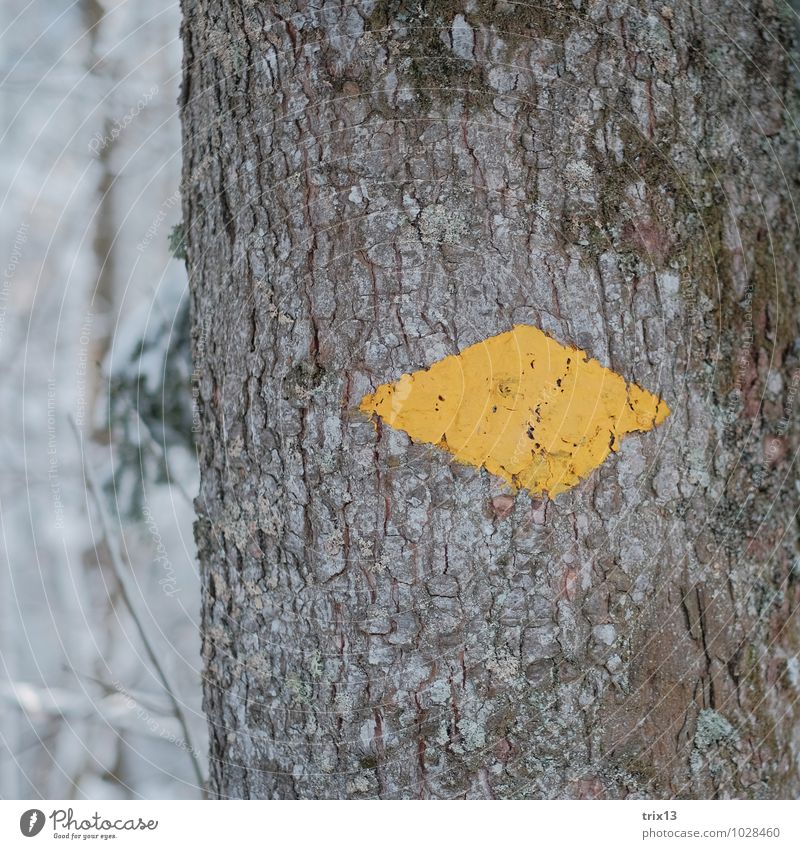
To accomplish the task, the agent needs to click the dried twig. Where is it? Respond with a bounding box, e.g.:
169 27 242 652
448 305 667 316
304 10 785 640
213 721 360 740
68 415 206 793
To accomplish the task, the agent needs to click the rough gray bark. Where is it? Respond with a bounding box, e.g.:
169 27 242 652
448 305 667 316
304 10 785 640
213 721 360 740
180 0 800 798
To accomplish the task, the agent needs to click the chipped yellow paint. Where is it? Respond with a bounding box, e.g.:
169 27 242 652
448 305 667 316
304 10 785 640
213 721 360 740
359 324 670 497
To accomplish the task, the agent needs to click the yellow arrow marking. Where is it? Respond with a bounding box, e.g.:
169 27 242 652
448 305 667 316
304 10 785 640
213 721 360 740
360 324 669 497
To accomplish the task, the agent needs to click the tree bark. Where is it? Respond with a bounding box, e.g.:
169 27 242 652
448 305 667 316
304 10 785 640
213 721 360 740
180 0 800 799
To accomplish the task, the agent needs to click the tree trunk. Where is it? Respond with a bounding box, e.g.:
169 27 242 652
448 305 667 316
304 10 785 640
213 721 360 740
180 0 800 799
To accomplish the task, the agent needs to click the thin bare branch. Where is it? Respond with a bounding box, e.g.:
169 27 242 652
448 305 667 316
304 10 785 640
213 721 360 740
68 415 207 794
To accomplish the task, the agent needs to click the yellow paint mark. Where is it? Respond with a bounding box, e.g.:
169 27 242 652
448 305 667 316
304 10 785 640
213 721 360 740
359 324 670 497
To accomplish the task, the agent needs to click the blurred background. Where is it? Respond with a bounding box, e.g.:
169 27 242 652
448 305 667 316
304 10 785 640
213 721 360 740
0 0 205 798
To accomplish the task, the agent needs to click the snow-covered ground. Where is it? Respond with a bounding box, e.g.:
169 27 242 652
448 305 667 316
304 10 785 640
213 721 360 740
0 0 205 799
